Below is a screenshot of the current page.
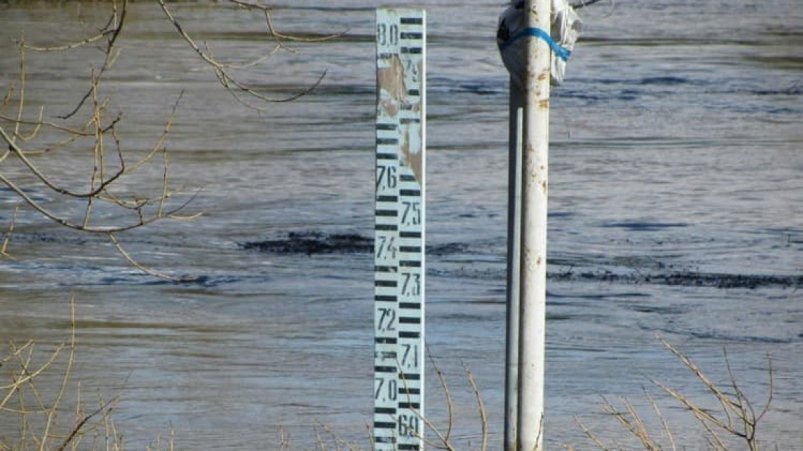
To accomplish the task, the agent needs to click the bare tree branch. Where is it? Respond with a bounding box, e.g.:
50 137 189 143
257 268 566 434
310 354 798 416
157 0 327 108
58 0 128 120
1 0 333 278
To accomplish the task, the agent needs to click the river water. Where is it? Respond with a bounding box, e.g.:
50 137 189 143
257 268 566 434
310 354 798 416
1 1 801 449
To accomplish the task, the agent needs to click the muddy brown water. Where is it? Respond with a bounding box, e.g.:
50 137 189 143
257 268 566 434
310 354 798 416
1 1 801 448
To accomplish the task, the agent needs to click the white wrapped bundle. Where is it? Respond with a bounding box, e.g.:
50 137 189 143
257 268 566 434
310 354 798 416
497 0 583 87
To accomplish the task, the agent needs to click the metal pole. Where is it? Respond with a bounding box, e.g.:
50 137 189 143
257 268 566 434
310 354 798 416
504 81 524 451
517 0 551 449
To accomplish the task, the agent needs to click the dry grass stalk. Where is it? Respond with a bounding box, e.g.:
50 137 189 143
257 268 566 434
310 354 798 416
423 348 456 450
356 349 490 451
278 426 291 451
597 395 661 451
0 206 18 258
644 389 676 451
575 417 611 450
313 423 362 451
462 362 488 451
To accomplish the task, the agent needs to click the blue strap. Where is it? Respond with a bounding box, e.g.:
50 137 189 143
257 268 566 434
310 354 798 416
499 27 571 62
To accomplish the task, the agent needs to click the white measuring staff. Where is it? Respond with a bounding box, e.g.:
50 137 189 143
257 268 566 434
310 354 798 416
374 8 426 451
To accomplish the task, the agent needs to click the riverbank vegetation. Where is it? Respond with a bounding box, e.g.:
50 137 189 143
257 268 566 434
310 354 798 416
2 300 774 450
0 299 174 451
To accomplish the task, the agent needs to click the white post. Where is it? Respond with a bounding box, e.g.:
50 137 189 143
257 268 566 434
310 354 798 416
517 0 550 449
504 81 524 451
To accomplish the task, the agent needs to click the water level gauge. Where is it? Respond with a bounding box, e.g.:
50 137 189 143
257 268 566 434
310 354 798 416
373 8 426 451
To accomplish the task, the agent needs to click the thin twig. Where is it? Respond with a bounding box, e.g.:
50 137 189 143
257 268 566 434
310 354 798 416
1 126 126 200
108 233 179 281
600 396 660 451
575 417 610 450
39 297 77 451
157 0 327 107
756 353 774 423
59 0 127 120
0 344 65 409
654 336 772 450
426 346 454 445
0 172 198 233
645 389 676 451
23 29 117 53
227 0 345 43
1 205 18 258
0 113 99 137
462 361 488 451
127 91 183 172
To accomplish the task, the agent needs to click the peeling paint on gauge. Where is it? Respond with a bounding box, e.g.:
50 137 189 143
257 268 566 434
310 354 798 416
374 8 426 451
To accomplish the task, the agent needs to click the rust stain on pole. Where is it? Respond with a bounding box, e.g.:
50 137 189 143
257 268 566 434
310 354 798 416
377 56 405 117
400 126 424 185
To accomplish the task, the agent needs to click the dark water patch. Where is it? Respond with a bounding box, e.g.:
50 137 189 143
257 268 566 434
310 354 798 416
660 272 802 289
574 77 625 85
72 319 240 334
241 231 372 255
546 313 575 321
549 211 576 219
241 231 476 257
760 28 803 39
579 37 753 47
652 327 796 345
437 312 495 322
551 291 650 300
0 188 49 206
131 30 370 43
279 5 375 12
765 107 801 115
688 331 793 345
603 221 689 232
763 227 803 236
751 85 803 96
553 89 603 103
430 266 502 281
743 55 803 71
639 76 691 86
428 242 470 256
96 274 242 288
626 303 688 315
450 82 504 96
239 231 796 290
550 268 802 289
171 275 243 288
429 77 506 96
618 89 641 101
304 83 375 96
726 102 803 116
3 231 89 246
